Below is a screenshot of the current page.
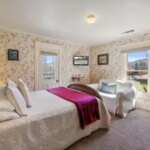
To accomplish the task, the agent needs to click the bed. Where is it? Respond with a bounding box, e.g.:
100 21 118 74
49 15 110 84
0 84 111 150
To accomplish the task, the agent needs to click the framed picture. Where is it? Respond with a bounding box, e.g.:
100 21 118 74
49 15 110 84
73 56 89 66
8 49 19 61
97 54 109 65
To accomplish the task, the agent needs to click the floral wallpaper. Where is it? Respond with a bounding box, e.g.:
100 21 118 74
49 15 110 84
90 31 150 83
1 28 150 90
0 29 90 90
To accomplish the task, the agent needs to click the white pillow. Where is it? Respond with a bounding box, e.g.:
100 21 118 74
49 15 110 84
6 86 28 116
7 79 17 87
0 111 19 122
0 87 15 111
0 99 15 112
18 79 31 107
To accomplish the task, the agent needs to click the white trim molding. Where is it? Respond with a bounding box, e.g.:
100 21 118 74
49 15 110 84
120 40 150 53
121 53 127 81
35 41 62 90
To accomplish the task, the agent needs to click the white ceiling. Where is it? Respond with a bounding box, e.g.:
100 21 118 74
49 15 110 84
0 0 150 45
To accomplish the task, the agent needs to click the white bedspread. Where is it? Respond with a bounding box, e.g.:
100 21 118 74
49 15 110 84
0 90 111 150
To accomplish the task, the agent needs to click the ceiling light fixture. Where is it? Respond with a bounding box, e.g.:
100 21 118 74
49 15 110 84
86 14 96 24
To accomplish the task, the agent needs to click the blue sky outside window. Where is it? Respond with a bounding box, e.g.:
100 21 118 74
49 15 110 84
42 55 55 64
128 51 148 62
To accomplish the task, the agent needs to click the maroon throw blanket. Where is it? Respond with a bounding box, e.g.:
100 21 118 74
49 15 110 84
47 87 100 129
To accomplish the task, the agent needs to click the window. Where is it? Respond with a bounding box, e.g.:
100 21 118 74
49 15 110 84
127 51 148 94
41 54 57 80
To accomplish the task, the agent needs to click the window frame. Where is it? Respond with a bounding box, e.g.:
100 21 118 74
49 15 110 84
123 50 150 95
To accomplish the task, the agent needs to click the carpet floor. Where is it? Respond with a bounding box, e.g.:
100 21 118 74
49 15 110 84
67 109 150 150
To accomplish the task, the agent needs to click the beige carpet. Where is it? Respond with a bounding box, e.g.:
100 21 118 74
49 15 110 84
67 109 150 150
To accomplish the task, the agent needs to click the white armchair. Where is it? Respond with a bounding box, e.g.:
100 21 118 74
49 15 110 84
89 80 137 118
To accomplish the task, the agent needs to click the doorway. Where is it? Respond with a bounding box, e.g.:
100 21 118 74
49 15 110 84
39 52 59 90
35 42 61 90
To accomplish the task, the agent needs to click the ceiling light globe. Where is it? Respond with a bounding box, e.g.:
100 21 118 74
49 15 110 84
86 14 96 24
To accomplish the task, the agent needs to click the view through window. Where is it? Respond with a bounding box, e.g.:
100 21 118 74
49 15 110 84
127 51 148 94
41 55 56 80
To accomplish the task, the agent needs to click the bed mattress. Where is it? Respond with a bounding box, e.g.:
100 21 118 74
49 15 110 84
0 90 111 150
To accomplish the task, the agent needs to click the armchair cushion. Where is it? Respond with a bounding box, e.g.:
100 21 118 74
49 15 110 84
100 82 117 94
116 81 132 93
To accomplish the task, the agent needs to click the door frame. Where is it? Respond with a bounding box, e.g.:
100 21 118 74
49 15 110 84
35 42 62 91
